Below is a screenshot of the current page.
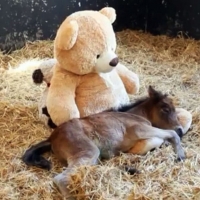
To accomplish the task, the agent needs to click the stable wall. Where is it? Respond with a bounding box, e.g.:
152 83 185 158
0 0 200 53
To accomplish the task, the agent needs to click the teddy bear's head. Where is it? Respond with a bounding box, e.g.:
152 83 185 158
54 7 119 75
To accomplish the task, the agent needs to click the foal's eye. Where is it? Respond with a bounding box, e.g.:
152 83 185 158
161 107 170 113
96 55 100 59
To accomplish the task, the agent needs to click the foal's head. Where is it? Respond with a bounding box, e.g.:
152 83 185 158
146 86 183 137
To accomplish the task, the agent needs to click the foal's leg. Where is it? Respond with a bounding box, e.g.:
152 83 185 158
53 141 100 199
128 138 164 155
176 108 192 135
125 124 185 160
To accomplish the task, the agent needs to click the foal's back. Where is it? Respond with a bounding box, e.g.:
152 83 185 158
49 112 151 159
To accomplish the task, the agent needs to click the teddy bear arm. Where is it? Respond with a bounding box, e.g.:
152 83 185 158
116 63 140 94
176 108 192 135
47 83 80 126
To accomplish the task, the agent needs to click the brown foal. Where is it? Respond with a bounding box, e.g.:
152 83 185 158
22 86 185 199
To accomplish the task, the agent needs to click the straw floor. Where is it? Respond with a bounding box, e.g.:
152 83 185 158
0 30 200 200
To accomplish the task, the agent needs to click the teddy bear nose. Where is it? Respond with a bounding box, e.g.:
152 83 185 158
109 57 119 67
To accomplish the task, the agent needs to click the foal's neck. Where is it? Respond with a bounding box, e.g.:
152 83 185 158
127 100 151 121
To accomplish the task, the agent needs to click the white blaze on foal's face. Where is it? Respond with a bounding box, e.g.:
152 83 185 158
95 48 119 73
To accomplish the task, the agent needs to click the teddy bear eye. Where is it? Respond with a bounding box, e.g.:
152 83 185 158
96 55 100 59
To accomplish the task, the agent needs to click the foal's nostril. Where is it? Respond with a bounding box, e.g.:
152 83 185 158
175 128 183 139
109 57 119 67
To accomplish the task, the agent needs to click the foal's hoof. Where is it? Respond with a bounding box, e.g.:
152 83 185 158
175 128 184 139
163 141 170 146
176 155 186 162
32 69 44 84
177 154 186 162
53 175 75 200
123 166 140 175
176 147 186 162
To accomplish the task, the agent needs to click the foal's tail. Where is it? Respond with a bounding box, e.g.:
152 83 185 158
22 139 52 170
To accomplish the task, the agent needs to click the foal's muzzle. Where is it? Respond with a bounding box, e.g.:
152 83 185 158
175 127 184 139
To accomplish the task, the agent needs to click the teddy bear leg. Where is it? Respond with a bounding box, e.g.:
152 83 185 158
47 85 80 126
176 108 192 135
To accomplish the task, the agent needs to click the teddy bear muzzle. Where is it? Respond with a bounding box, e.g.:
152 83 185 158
109 57 119 67
95 50 119 73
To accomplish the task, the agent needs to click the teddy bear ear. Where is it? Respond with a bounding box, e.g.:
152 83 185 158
55 20 79 50
99 7 116 24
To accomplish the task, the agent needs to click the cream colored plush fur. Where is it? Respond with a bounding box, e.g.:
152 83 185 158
33 7 192 135
36 7 140 126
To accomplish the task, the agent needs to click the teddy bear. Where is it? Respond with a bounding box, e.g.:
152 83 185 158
32 7 140 127
31 7 192 138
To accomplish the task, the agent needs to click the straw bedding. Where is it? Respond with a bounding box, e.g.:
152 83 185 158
0 30 200 200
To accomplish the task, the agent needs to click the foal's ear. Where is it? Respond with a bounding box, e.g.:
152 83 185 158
148 85 158 98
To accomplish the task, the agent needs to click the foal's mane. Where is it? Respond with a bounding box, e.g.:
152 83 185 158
109 89 168 113
108 96 149 112
116 97 149 112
